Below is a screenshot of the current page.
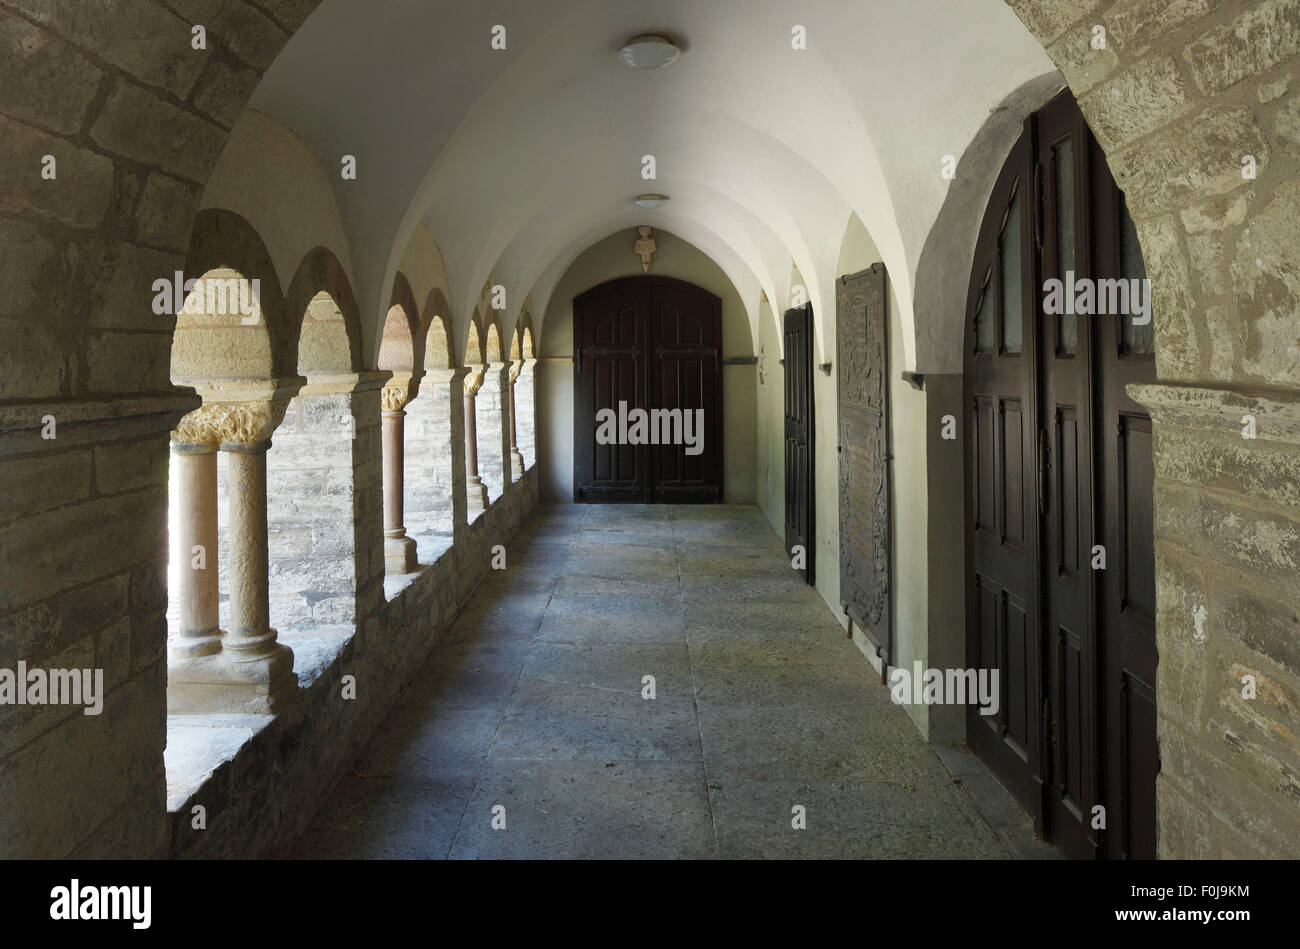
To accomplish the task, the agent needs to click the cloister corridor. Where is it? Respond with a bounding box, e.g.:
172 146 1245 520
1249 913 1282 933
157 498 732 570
290 505 1050 860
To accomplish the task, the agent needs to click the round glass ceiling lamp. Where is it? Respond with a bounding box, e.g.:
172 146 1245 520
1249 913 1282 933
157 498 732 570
618 34 680 69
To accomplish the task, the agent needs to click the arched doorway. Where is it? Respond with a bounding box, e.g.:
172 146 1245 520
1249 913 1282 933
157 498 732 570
963 88 1158 859
572 276 723 503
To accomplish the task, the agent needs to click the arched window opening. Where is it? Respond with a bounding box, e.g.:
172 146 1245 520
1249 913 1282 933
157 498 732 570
405 305 458 559
476 319 508 503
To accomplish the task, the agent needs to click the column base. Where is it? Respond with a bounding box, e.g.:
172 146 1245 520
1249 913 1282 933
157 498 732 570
166 645 299 715
467 476 489 513
385 533 419 574
510 449 525 479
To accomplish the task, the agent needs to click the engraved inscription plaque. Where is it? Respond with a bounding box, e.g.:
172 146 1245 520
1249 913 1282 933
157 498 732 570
837 264 892 662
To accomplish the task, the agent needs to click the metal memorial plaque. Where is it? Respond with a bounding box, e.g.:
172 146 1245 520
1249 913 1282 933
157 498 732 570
837 264 892 662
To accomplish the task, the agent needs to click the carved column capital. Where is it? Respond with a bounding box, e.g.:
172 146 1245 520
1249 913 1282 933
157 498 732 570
173 399 289 451
464 364 487 396
381 371 421 415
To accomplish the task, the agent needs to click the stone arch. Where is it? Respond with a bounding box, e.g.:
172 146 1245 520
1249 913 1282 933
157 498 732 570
422 288 456 370
381 271 422 375
484 318 504 364
512 311 538 473
466 310 486 367
265 246 370 634
167 209 287 664
284 246 365 377
914 71 1066 374
173 208 285 384
470 310 507 504
405 287 459 558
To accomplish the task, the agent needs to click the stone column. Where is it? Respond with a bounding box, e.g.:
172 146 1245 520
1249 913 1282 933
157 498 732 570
464 364 489 514
168 389 300 714
382 375 419 574
170 442 222 661
508 359 524 480
222 438 296 711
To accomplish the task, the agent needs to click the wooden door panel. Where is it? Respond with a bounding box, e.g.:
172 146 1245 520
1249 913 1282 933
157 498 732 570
784 304 814 585
966 88 1159 859
574 276 722 504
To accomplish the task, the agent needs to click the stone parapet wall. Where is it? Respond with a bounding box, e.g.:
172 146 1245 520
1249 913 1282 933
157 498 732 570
167 467 539 857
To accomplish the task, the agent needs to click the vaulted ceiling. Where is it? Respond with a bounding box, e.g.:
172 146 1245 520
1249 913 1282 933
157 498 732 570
248 0 1056 367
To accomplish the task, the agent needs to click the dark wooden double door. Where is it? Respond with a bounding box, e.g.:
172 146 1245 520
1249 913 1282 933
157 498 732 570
784 304 815 585
964 90 1158 859
573 276 723 503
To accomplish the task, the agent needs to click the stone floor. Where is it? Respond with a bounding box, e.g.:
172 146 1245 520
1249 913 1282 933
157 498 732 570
291 503 1055 859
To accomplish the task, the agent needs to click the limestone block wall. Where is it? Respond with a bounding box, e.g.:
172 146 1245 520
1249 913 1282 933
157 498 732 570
476 369 507 503
405 375 459 549
167 467 540 857
1005 0 1300 857
266 393 359 630
0 0 317 858
517 364 537 470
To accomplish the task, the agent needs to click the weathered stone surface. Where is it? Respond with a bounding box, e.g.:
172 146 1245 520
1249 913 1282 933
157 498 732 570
0 11 104 134
95 438 169 495
1129 214 1200 378
89 80 228 183
0 114 114 229
0 487 165 613
1216 581 1300 677
189 52 261 128
1155 425 1300 508
0 318 70 400
1230 180 1300 385
61 573 130 636
1183 0 1300 94
134 173 201 250
0 219 58 317
5 0 209 98
1046 23 1119 96
82 330 173 395
1179 190 1251 233
1104 0 1216 53
1006 0 1105 47
167 0 289 71
1081 56 1190 148
0 450 93 522
1112 107 1266 219
0 661 165 857
1157 482 1300 582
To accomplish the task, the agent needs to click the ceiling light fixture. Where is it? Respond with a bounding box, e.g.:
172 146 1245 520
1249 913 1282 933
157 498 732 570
618 33 680 69
635 194 669 209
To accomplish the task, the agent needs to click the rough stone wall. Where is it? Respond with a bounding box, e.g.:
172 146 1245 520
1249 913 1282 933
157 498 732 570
405 378 457 543
0 0 319 858
1006 0 1300 857
517 365 537 470
168 467 540 857
266 394 359 630
476 369 507 502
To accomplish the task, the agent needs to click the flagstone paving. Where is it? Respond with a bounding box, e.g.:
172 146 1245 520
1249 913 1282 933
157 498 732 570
291 504 1057 859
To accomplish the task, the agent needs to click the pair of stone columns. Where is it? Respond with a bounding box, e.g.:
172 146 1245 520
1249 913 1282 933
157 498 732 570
168 384 300 714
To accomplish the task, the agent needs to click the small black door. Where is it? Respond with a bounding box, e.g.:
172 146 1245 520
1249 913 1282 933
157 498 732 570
784 303 815 585
573 276 722 503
